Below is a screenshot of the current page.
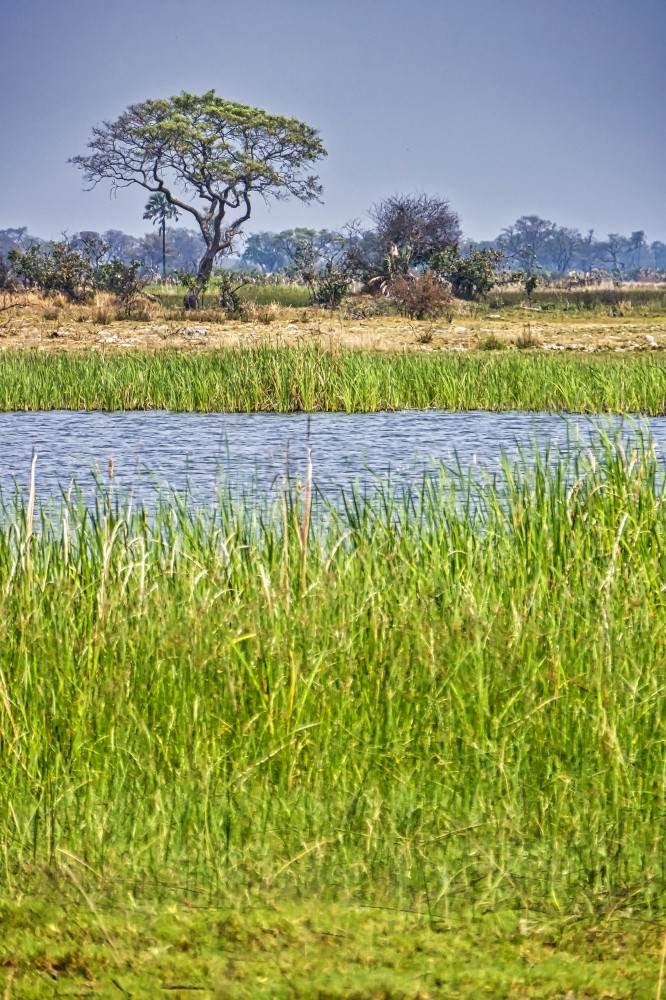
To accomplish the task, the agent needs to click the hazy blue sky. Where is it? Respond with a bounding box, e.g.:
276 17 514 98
1 0 664 242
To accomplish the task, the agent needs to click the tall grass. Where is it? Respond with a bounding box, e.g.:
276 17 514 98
488 285 666 315
2 347 666 413
147 281 666 316
149 280 311 309
1 438 666 914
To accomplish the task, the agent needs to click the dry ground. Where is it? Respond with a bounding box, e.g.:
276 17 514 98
2 292 666 355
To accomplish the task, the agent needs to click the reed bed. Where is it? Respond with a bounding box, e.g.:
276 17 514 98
2 347 666 413
1 437 665 916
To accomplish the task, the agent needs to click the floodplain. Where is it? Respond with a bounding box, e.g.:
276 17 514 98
1 283 665 359
2 284 666 997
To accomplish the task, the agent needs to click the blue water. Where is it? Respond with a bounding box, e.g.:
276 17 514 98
1 409 661 507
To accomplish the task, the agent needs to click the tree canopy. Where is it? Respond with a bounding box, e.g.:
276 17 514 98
367 193 461 271
72 90 327 305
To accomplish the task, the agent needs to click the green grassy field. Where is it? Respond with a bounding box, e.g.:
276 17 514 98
2 438 666 993
3 346 666 413
4 894 663 998
487 285 666 316
151 279 311 309
147 280 666 317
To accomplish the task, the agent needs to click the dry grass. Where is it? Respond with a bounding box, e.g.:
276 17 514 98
1 289 666 355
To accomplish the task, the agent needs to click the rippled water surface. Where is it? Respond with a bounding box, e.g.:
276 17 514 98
1 409 663 506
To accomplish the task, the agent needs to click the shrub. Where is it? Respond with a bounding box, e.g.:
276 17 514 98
391 273 451 319
96 259 148 316
430 246 503 300
234 301 280 324
0 254 17 292
415 329 434 344
524 271 539 305
217 272 251 315
290 236 356 309
92 305 113 325
477 334 506 351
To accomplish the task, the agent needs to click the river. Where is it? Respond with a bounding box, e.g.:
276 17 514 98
1 409 662 507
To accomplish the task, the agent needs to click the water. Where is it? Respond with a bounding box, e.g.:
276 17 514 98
1 409 663 508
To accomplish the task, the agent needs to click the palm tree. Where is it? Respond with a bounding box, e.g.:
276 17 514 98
143 193 179 277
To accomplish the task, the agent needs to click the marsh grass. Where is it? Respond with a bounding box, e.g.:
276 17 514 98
150 280 311 310
3 346 666 413
487 285 666 316
147 282 666 317
238 282 311 308
1 436 666 921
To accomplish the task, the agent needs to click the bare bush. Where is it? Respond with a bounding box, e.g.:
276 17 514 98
514 324 539 349
368 193 461 271
390 273 451 319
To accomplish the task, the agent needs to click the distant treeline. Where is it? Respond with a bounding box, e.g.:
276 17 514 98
239 219 666 278
476 216 665 277
2 215 665 280
0 226 207 277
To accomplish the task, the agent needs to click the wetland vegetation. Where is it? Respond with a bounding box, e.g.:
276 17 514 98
3 345 666 414
2 438 666 995
3 278 666 1000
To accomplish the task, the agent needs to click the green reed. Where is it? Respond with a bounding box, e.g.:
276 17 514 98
1 436 665 914
2 347 666 413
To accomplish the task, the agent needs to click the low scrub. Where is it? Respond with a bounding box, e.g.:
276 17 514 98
391 272 451 319
8 237 149 313
477 333 506 350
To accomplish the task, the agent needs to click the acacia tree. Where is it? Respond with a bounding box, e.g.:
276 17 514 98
628 230 647 272
72 90 327 307
547 226 581 274
241 228 334 273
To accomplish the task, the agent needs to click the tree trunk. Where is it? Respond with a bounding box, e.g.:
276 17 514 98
183 246 216 309
161 219 166 278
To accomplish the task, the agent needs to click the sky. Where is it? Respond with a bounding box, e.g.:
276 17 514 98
0 0 664 243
